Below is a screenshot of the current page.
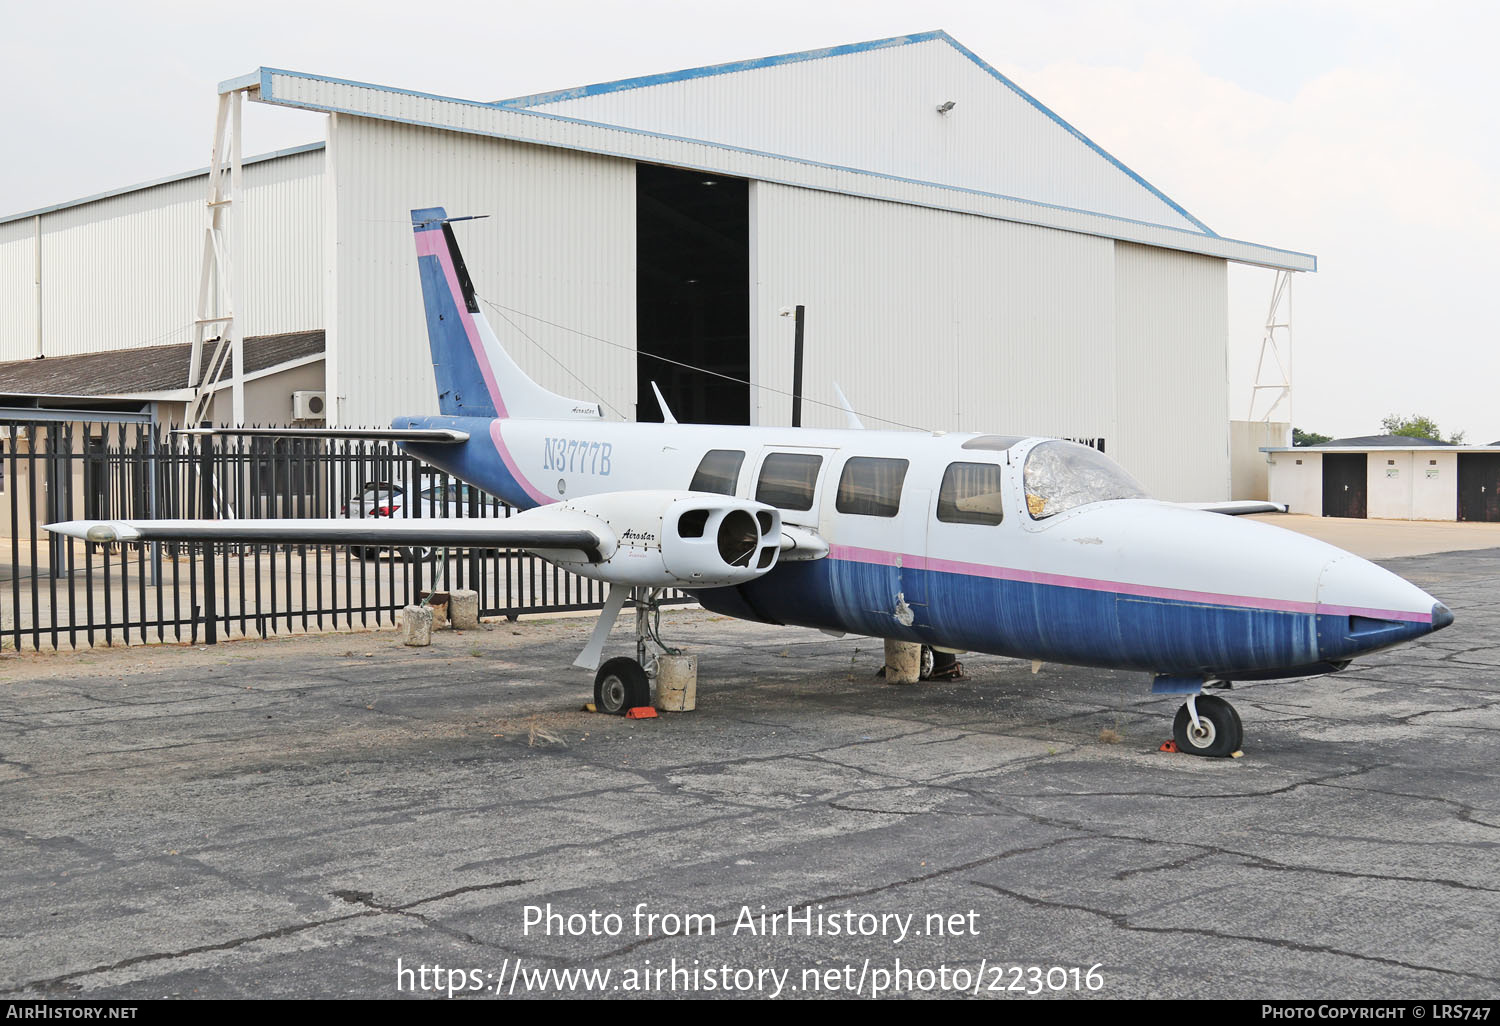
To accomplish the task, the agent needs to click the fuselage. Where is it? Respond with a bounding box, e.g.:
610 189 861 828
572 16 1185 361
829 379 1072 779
398 414 1450 682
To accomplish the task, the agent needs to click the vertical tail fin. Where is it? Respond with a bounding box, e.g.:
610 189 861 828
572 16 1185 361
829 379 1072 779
411 207 602 420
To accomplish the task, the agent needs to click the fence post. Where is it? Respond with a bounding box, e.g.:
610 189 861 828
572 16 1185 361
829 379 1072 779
148 423 161 587
198 434 217 644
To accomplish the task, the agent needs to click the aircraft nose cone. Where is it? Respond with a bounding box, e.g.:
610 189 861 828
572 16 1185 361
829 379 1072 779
1431 601 1454 632
1317 554 1437 619
1315 554 1450 659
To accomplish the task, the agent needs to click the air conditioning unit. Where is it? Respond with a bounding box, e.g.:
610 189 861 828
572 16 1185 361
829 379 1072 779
292 390 327 420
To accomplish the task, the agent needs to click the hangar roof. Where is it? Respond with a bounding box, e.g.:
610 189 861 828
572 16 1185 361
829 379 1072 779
0 144 324 226
1316 434 1455 448
497 31 1209 236
238 31 1315 272
0 331 323 400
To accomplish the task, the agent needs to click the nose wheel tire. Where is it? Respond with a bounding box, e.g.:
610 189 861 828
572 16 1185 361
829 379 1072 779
1173 694 1243 758
594 657 650 716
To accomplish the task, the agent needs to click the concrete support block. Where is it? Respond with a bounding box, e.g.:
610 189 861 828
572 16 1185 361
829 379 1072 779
654 653 699 712
448 589 480 630
401 604 433 647
884 639 921 685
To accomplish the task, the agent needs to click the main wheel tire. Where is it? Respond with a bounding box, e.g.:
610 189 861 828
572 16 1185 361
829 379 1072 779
1172 694 1243 758
918 645 935 681
594 657 650 716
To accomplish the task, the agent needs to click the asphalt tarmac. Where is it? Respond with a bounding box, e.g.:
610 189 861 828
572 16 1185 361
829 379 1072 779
1 547 1495 999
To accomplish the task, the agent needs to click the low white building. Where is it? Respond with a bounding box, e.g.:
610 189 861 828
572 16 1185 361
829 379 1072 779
1264 436 1500 521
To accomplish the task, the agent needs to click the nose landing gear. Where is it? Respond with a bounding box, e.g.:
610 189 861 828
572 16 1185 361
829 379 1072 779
1172 693 1243 758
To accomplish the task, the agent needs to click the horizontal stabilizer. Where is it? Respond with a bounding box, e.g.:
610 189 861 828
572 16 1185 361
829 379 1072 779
174 427 470 443
1181 500 1288 516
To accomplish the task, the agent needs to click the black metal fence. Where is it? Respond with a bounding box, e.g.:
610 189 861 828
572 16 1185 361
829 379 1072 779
2 421 630 651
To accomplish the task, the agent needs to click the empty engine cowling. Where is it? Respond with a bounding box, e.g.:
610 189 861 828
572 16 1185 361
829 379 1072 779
545 490 782 588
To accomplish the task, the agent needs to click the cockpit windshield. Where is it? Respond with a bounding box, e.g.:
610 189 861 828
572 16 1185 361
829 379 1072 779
1022 441 1150 519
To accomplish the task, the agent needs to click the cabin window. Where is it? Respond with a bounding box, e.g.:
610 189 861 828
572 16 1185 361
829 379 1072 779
755 452 822 511
690 449 745 496
836 457 908 518
937 462 1005 525
1022 440 1149 520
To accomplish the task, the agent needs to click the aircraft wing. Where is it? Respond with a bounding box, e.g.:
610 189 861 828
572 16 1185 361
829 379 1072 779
1179 500 1288 516
45 488 787 591
45 510 604 562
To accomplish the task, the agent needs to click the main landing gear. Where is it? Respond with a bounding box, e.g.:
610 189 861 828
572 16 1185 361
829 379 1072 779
574 586 678 716
1172 692 1243 758
594 656 650 716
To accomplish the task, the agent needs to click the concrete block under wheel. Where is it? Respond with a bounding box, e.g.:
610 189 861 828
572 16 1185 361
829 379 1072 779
884 639 921 684
401 604 434 647
448 589 480 630
654 653 698 712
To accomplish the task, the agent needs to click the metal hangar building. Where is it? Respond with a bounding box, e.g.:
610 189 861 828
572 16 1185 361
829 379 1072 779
0 31 1315 501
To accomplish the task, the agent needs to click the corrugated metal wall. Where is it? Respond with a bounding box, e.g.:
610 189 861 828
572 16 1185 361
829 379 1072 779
327 117 636 427
0 148 323 365
750 182 1116 438
262 69 1314 272
1113 241 1229 500
0 217 38 358
751 185 1229 500
518 37 1201 234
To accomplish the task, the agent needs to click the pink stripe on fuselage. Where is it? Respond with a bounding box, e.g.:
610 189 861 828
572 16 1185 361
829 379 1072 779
1315 603 1431 624
490 420 550 507
415 230 507 417
826 543 1431 623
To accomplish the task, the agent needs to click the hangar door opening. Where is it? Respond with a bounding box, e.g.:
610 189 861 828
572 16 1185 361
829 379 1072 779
1458 453 1500 522
636 164 750 425
1322 453 1368 519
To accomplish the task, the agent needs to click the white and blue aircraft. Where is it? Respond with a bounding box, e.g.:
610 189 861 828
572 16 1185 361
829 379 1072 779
48 209 1454 757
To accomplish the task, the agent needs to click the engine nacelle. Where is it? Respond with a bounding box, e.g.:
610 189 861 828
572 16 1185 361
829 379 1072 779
542 490 782 588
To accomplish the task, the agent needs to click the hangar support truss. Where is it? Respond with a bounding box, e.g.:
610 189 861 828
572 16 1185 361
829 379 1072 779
1247 269 1294 424
185 87 248 428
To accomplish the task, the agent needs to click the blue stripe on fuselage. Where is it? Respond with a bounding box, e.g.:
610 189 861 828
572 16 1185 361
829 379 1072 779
696 557 1431 678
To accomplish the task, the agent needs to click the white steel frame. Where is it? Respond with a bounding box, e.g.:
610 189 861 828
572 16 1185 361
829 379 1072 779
185 89 247 428
1248 269 1294 424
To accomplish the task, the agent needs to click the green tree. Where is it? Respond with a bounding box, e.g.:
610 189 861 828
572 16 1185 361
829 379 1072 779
1380 414 1465 445
1293 427 1331 447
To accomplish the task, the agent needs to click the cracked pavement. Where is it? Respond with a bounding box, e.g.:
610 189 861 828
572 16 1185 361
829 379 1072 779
0 548 1496 999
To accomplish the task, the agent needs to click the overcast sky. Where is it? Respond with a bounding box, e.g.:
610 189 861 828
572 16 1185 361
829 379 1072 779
4 1 1495 443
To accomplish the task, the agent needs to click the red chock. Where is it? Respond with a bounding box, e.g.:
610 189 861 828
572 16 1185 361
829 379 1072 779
625 707 659 719
1158 740 1179 753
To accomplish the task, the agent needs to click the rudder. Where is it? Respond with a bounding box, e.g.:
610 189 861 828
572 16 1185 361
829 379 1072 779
411 207 602 421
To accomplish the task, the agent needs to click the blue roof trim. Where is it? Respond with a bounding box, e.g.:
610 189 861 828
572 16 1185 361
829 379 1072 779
932 31 1217 237
253 67 1315 270
490 28 1214 237
495 30 945 108
0 142 326 225
217 70 262 94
